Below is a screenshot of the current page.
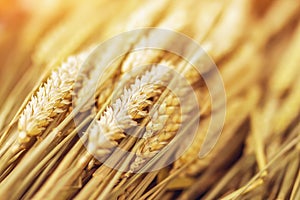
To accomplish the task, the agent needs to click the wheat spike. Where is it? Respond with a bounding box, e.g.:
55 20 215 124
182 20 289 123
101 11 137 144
127 92 181 174
143 102 168 139
125 69 197 174
87 65 170 158
17 52 89 144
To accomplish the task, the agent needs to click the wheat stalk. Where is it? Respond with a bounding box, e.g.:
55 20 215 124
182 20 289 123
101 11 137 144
32 0 118 67
171 118 209 173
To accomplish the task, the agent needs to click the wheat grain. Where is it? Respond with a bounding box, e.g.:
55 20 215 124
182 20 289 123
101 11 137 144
17 51 89 144
143 102 168 139
72 65 171 199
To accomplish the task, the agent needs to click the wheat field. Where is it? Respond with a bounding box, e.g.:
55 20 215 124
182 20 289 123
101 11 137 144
0 0 299 199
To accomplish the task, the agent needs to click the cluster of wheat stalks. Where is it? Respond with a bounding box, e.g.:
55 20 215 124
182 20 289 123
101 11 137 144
0 0 299 199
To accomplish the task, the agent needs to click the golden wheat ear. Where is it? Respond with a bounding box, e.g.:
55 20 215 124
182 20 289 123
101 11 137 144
17 52 89 145
0 51 90 178
86 65 171 160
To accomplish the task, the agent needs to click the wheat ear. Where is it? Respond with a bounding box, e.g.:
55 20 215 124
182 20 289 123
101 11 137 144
87 65 170 159
17 52 89 145
124 67 198 174
126 92 181 175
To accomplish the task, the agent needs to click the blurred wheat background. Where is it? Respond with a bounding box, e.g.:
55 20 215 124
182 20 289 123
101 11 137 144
0 0 299 199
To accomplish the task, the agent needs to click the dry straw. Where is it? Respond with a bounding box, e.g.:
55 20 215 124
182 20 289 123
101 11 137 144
0 0 300 200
